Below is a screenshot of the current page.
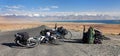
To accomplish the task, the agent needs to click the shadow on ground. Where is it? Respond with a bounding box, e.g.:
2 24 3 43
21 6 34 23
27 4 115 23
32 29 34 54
2 43 18 47
1 42 62 49
1 43 32 49
64 39 83 43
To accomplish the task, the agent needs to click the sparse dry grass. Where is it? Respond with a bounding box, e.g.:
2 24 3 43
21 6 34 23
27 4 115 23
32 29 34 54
0 23 40 31
42 22 120 35
0 22 120 35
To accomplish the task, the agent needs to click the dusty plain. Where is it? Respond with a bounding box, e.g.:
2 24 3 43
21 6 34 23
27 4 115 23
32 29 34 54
0 22 120 35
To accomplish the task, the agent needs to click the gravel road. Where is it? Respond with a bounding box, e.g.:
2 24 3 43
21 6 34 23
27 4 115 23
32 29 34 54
0 25 120 56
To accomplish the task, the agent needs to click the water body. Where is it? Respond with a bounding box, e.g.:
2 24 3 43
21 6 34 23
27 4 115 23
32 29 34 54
50 20 120 24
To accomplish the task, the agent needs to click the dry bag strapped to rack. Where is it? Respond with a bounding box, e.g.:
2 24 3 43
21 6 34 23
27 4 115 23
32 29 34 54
82 26 103 44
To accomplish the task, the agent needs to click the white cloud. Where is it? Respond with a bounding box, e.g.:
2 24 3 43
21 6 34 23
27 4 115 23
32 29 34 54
51 6 59 8
0 5 120 17
6 6 19 9
5 5 24 9
38 5 59 11
33 14 40 17
1 11 120 17
39 7 50 11
7 9 17 11
42 8 50 11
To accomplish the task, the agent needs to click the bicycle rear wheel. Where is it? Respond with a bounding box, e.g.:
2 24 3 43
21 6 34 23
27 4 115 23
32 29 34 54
64 30 72 39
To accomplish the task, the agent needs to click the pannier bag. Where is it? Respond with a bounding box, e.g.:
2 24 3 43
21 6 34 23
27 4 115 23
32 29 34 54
15 32 30 41
82 26 103 44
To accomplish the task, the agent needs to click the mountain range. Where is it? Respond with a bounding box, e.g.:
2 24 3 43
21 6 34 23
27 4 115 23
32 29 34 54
0 14 120 22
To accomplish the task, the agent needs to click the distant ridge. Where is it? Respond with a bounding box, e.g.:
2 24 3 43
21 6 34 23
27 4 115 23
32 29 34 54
0 14 120 22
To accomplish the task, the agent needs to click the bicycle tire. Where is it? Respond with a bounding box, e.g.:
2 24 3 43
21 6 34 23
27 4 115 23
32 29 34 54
64 30 72 39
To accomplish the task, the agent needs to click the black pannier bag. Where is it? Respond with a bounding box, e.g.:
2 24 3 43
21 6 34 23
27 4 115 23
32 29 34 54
40 29 53 36
82 32 88 43
94 30 103 44
40 30 46 36
94 30 103 39
57 27 68 35
60 29 68 35
15 32 30 42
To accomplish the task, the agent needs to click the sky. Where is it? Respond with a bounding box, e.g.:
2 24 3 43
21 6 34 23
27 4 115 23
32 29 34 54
0 0 120 16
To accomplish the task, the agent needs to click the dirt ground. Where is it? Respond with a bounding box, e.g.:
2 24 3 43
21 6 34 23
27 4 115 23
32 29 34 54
0 26 120 56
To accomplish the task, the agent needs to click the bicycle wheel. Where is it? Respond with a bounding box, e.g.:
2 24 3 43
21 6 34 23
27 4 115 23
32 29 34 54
50 38 64 45
64 30 72 39
26 38 39 48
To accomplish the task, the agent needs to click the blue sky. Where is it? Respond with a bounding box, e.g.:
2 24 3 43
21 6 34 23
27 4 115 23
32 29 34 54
0 0 120 16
